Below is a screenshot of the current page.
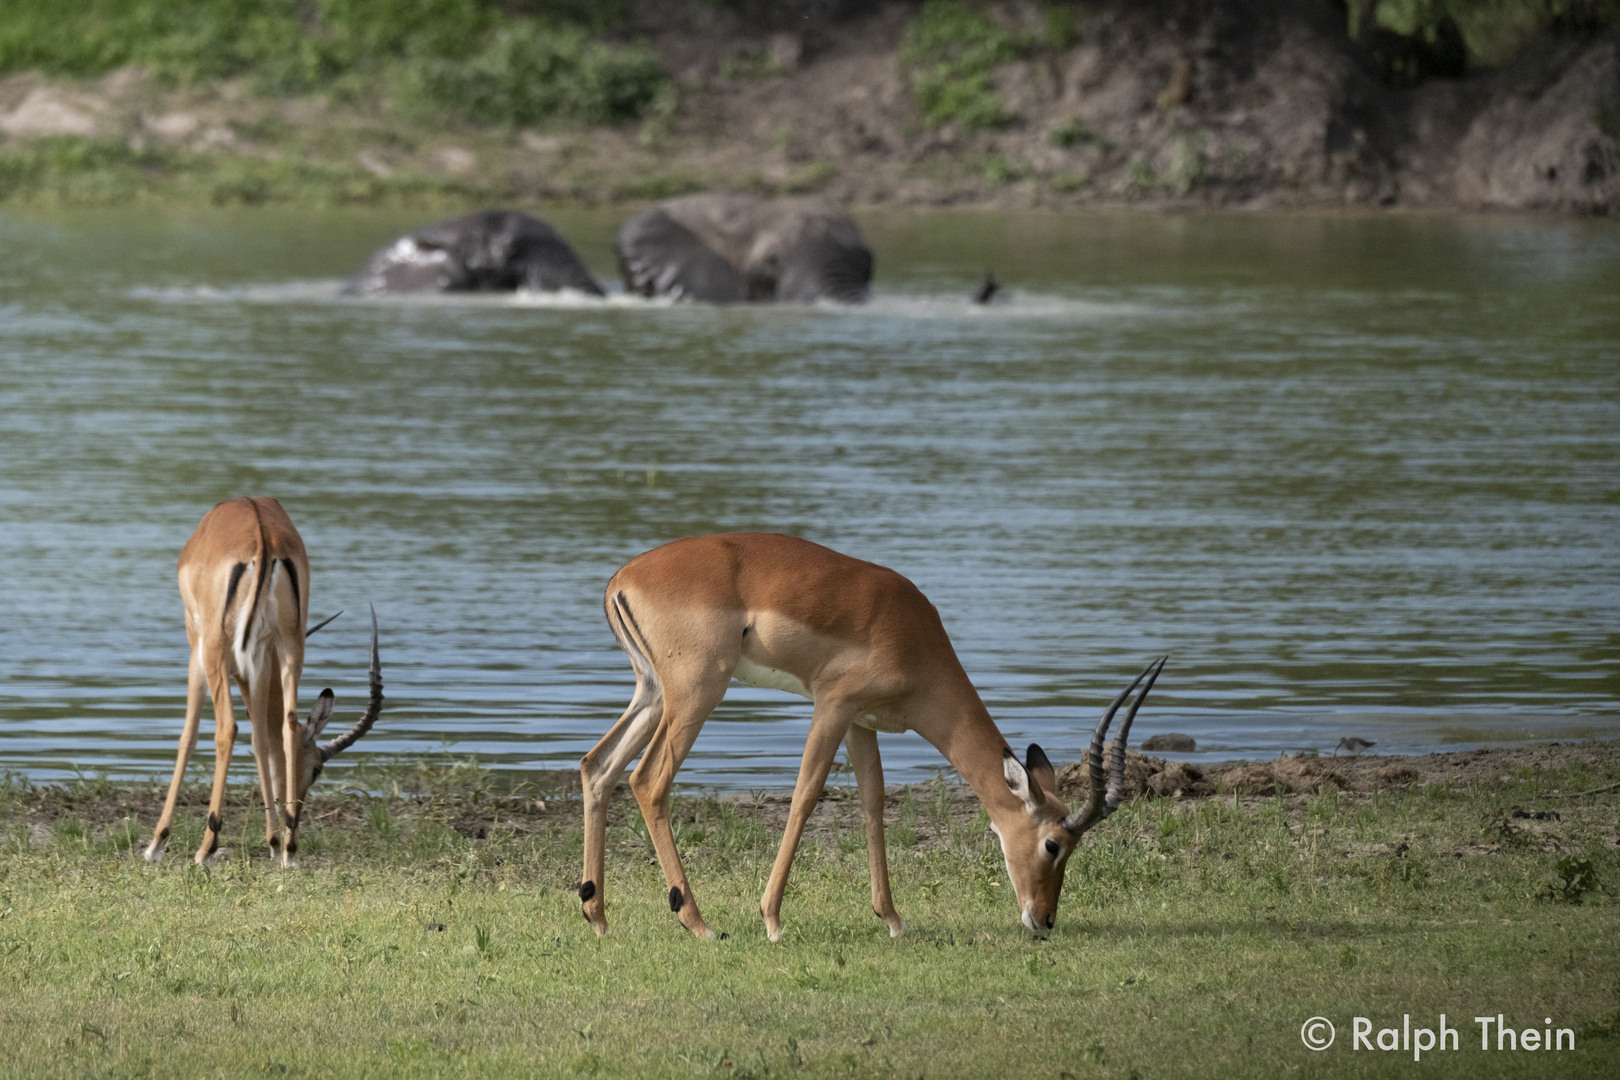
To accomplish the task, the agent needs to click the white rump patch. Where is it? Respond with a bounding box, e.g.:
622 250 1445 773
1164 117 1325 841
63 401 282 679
232 560 280 692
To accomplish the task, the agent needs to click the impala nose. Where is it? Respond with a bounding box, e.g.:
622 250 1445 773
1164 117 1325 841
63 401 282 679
1021 907 1051 937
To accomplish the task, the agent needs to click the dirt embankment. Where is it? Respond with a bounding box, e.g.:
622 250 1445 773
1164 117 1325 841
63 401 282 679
0 1 1615 213
639 0 1620 213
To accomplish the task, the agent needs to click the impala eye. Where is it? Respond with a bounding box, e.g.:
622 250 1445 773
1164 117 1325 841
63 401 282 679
1045 839 1061 857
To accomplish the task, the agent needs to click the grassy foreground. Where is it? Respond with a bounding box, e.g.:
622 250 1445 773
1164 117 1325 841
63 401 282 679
1 748 1617 1079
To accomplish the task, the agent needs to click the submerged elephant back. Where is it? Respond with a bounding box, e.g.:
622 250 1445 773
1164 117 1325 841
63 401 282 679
616 194 871 303
616 206 749 302
345 210 603 296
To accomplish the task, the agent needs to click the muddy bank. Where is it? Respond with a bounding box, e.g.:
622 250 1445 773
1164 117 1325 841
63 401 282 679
7 740 1616 859
1 1 1614 213
638 0 1620 213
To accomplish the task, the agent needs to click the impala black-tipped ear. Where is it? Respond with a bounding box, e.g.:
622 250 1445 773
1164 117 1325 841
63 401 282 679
1025 743 1056 795
1003 748 1042 813
307 689 335 738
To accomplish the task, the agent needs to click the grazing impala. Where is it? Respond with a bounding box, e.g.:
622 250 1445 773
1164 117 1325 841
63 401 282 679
579 532 1164 941
144 497 382 867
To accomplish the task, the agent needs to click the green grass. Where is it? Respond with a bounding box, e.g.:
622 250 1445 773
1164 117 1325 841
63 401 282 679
899 1 1021 131
0 0 667 126
1 752 1617 1078
0 135 487 206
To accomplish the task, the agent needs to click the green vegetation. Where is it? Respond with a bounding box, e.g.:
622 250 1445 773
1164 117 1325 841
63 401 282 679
1048 118 1112 151
0 0 668 126
899 1 1021 131
1348 0 1620 67
0 134 478 206
898 0 1620 133
1 751 1616 1078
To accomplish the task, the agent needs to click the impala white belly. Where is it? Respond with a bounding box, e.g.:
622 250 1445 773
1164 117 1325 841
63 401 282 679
731 658 908 733
732 656 811 700
851 712 909 734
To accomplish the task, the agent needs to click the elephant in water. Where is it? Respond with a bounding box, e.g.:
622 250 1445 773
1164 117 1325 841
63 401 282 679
344 210 603 296
616 194 872 303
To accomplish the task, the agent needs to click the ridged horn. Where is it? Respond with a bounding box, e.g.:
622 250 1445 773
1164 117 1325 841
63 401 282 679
305 610 343 639
318 605 382 763
1061 656 1167 835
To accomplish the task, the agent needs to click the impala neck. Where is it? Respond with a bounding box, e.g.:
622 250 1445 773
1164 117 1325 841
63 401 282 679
918 687 1029 825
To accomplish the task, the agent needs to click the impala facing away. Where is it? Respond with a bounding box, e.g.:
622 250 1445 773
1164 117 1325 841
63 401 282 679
145 497 382 867
579 532 1165 941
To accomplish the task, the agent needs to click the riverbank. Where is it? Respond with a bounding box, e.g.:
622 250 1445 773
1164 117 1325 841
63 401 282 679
1 1 1616 213
1 742 1615 1077
6 740 1617 860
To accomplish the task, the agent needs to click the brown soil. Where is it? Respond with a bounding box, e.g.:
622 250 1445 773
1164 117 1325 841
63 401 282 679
636 0 1620 213
10 740 1616 861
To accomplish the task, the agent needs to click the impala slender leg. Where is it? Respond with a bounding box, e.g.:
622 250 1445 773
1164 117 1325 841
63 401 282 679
275 641 302 867
146 648 209 862
247 707 278 855
275 678 303 868
845 724 904 938
761 701 856 943
579 675 663 934
263 705 287 852
627 679 730 940
194 660 239 864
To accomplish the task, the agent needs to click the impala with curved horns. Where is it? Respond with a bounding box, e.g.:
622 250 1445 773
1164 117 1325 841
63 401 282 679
144 497 383 867
579 532 1165 941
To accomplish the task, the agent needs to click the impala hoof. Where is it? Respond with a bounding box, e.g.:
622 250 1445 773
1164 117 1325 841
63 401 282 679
142 845 163 863
889 919 906 939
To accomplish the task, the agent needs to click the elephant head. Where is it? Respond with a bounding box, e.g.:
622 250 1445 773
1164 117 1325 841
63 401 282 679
345 210 603 296
617 194 872 304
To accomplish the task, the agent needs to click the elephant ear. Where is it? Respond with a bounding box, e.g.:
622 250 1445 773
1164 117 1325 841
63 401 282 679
616 208 748 303
777 233 873 303
513 223 605 295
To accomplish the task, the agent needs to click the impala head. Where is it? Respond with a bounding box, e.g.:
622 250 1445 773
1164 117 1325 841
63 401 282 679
991 657 1167 937
293 607 384 803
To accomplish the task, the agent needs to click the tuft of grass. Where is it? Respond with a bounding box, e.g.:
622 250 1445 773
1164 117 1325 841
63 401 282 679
1544 854 1601 903
406 21 668 127
899 0 1021 131
1048 117 1112 150
1164 133 1205 196
981 150 1024 184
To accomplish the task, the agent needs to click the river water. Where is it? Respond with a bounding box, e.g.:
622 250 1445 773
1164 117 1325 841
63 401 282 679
1 206 1616 788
